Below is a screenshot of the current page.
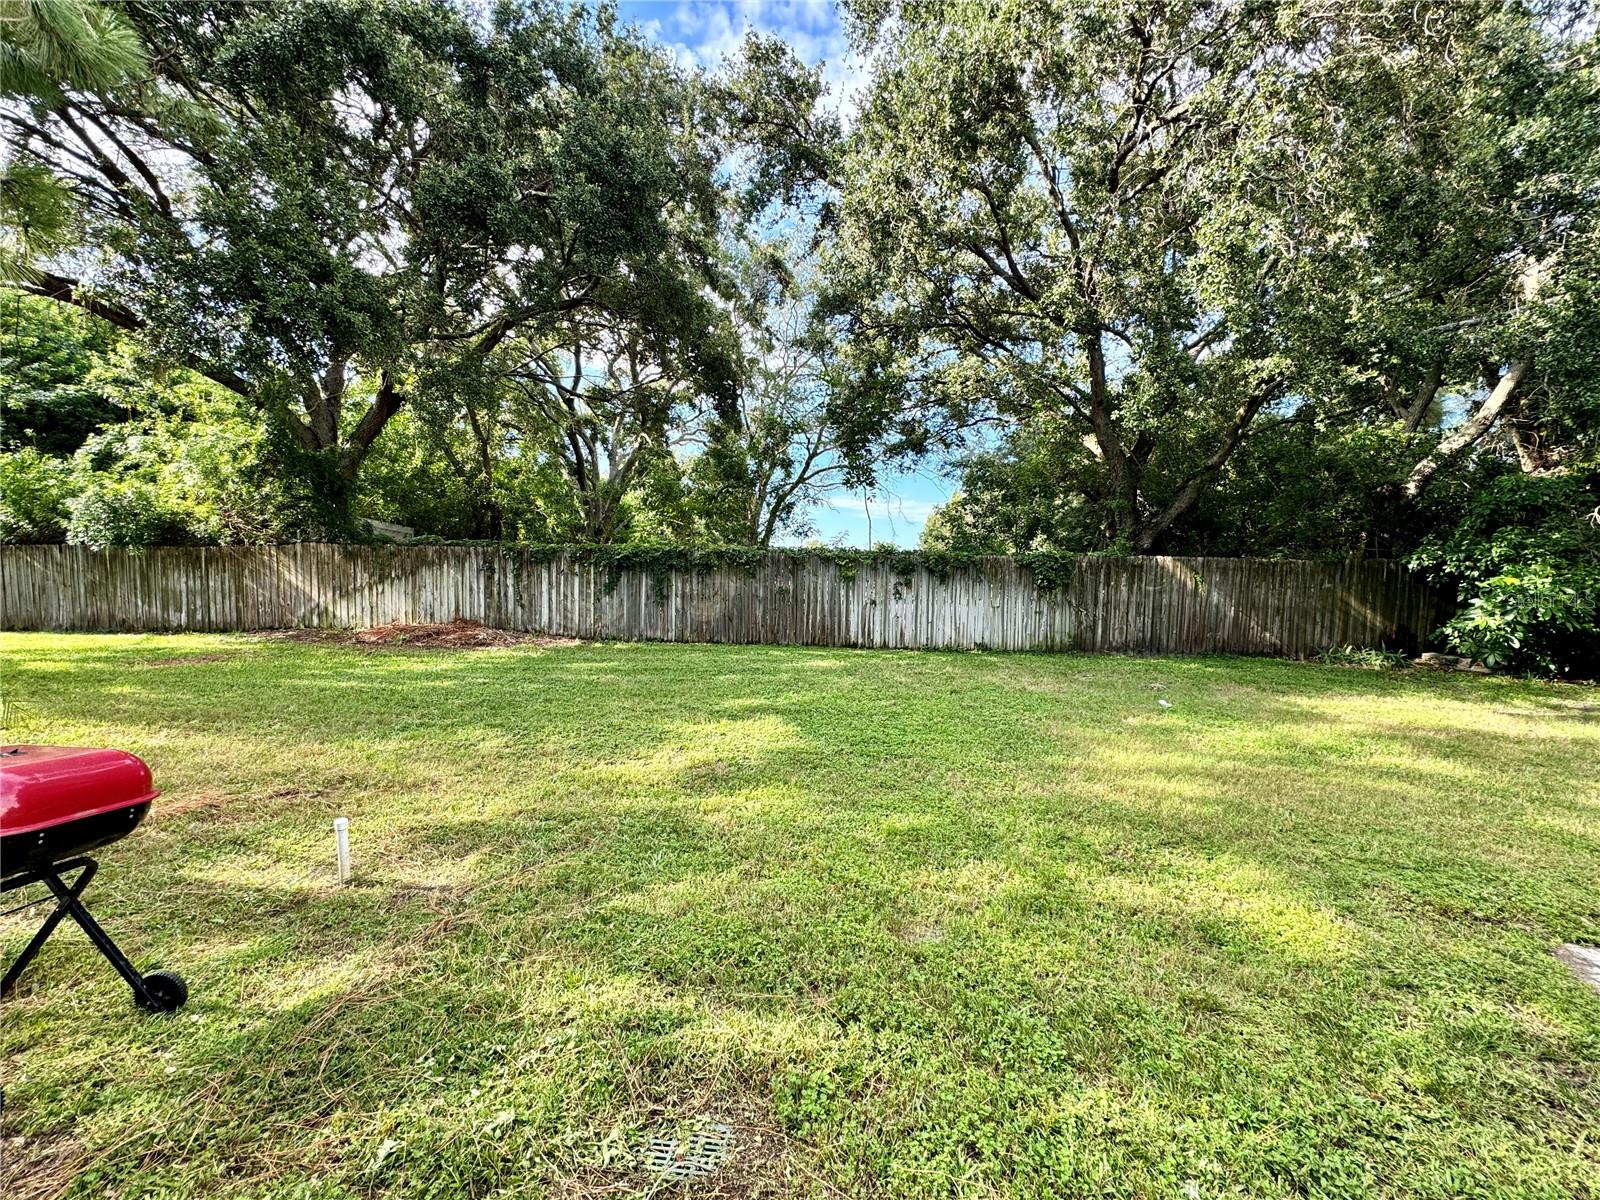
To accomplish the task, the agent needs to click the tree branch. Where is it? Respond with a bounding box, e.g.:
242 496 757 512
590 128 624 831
1402 359 1529 499
1134 384 1273 552
342 372 405 477
21 270 258 399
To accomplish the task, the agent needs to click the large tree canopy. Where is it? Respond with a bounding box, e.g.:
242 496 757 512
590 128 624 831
2 0 734 528
824 0 1318 551
1281 0 1600 499
825 0 1598 553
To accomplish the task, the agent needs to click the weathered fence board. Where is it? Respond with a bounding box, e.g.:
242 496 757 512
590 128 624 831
0 545 1443 656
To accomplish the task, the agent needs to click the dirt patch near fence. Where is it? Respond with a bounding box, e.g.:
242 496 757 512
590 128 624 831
264 618 575 650
355 618 540 648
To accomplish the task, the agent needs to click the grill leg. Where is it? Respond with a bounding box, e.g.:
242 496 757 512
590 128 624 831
1 858 98 996
1 858 166 1010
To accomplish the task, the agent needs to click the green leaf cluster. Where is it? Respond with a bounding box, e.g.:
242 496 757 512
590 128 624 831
1410 473 1600 677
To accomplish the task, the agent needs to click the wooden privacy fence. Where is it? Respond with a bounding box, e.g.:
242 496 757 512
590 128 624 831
0 544 1443 657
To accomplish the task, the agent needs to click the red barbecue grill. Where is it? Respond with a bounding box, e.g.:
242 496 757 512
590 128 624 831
1 745 188 1012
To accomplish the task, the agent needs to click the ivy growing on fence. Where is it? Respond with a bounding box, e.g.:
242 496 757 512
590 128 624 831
406 539 1097 600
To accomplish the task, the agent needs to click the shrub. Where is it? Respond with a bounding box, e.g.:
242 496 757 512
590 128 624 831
0 448 75 542
1410 472 1600 678
65 476 195 550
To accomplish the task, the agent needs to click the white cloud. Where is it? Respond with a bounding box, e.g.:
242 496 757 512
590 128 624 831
642 0 871 117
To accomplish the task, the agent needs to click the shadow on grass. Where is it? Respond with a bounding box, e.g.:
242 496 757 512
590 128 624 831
2 636 1598 1196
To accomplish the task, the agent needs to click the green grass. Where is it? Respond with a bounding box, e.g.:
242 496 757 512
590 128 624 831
2 633 1598 1200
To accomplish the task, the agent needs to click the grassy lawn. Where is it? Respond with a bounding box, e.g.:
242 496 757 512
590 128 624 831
1 633 1598 1200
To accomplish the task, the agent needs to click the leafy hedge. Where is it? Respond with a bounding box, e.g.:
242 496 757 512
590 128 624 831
1410 472 1600 679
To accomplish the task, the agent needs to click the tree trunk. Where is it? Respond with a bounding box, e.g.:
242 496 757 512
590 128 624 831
1402 360 1529 500
1403 359 1444 433
1508 397 1564 475
339 373 405 480
1082 331 1140 544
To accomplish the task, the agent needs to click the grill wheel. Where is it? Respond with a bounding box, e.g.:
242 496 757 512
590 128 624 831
136 970 189 1013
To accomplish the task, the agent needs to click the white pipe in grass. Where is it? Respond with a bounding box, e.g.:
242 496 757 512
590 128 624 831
333 816 351 885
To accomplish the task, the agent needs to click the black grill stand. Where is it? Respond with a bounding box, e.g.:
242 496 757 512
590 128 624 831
1 856 187 1012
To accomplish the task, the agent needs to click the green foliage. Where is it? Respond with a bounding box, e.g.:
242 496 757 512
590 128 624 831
5 0 749 523
1014 550 1081 594
1171 420 1437 559
922 373 1582 570
1285 1 1600 474
685 243 844 547
828 0 1598 552
402 541 1091 603
823 0 1323 549
1411 473 1600 678
917 496 998 555
0 288 126 455
917 423 1114 555
1524 235 1600 463
354 410 502 541
713 31 841 220
0 447 73 542
59 417 294 549
0 162 78 284
4 0 1596 577
0 0 146 100
1440 566 1599 678
0 0 146 282
64 474 194 550
0 285 365 545
1317 645 1410 671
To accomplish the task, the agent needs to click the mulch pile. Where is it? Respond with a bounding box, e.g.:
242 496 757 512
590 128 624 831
265 618 570 649
353 618 547 648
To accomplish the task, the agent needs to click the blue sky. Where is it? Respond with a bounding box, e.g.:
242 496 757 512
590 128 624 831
616 1 957 546
617 1 860 98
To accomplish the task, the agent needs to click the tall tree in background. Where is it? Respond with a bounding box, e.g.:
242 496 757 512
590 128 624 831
473 29 847 547
826 0 1598 554
686 312 843 546
683 248 847 545
1 0 730 531
1284 1 1600 500
415 8 742 544
671 35 847 546
825 0 1319 552
499 272 738 543
4 0 454 524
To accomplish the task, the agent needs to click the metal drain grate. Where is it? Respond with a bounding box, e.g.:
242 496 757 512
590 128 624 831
640 1119 735 1181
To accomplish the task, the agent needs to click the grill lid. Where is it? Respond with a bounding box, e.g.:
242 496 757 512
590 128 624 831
1 746 159 836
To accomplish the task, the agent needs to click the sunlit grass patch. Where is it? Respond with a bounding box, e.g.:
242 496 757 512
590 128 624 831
1 633 1597 1198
